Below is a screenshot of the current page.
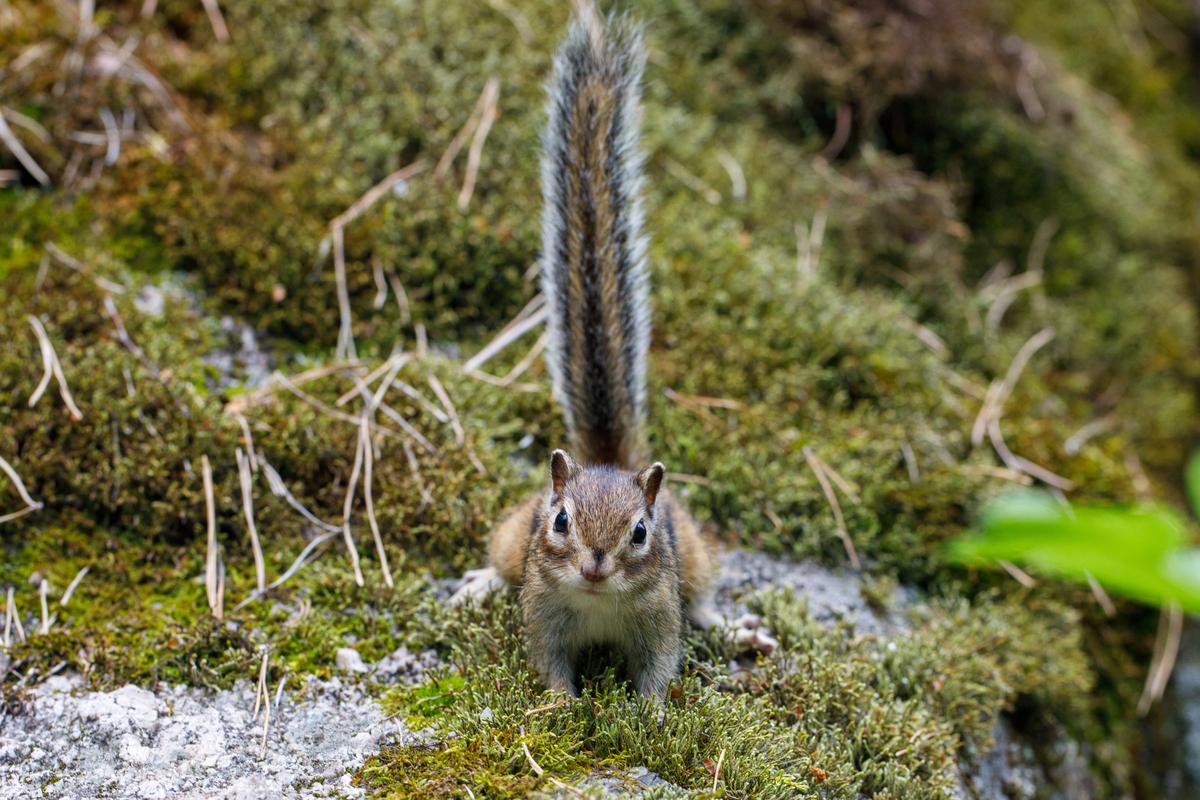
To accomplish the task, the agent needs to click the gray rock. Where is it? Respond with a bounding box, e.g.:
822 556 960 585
0 674 414 799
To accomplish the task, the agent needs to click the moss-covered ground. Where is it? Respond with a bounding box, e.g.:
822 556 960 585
3 0 1200 796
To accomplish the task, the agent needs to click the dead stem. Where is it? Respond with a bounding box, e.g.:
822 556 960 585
716 150 746 201
428 374 486 474
340 424 367 588
0 108 50 185
60 565 90 607
987 418 1074 491
998 560 1036 588
664 157 721 205
27 315 84 420
236 448 267 593
1138 603 1183 715
803 447 860 569
971 327 1055 447
0 453 44 525
360 418 394 588
201 455 221 620
198 0 230 43
260 457 339 533
458 77 500 211
463 301 548 373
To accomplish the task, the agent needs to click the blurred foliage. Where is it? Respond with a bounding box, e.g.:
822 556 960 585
950 459 1200 613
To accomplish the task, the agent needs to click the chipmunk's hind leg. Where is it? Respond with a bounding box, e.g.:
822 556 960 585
687 593 779 656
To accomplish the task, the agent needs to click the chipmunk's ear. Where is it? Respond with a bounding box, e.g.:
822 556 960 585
550 449 579 496
635 462 665 506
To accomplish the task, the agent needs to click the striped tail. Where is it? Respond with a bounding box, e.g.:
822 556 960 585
540 11 650 468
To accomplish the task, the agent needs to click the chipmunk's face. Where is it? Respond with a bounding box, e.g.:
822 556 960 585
538 449 666 595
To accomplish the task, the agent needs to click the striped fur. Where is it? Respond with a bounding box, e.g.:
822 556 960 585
540 12 650 468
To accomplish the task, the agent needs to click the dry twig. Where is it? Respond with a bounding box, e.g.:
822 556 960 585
27 315 83 420
803 447 860 569
202 455 222 621
0 454 44 525
236 448 266 593
60 566 90 607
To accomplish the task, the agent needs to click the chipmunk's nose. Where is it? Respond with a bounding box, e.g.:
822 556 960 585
581 549 608 583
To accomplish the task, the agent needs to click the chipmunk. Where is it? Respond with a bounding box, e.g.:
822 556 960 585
451 10 775 699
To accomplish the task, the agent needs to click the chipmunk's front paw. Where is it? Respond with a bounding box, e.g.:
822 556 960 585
731 613 778 656
448 566 506 606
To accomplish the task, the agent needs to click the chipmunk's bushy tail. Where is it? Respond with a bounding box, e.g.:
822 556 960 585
540 10 650 468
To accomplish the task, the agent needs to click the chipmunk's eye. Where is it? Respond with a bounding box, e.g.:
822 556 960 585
631 520 647 546
553 509 569 534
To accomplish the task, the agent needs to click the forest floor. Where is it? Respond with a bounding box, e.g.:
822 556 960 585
4 0 1200 797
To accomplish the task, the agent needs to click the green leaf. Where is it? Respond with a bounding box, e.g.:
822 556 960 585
948 490 1200 613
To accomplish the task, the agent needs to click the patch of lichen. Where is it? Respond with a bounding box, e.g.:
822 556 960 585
357 586 1100 798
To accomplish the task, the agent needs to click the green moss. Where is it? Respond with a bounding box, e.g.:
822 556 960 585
356 586 1099 798
4 0 1200 794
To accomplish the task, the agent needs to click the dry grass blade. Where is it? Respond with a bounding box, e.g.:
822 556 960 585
341 425 367 588
332 161 428 231
458 77 500 211
336 353 412 406
199 0 230 43
809 452 860 504
664 157 720 205
998 560 1036 588
60 565 90 607
235 414 258 471
360 417 394 588
519 725 584 796
327 159 428 358
5 585 26 646
236 448 267 593
38 579 51 635
201 455 221 620
664 388 727 430
45 242 126 294
27 315 54 407
901 440 920 482
402 441 434 510
796 206 828 282
0 453 44 525
331 226 356 361
27 315 83 420
385 268 412 325
987 418 1075 491
463 302 547 373
0 108 50 186
225 361 365 414
3 586 11 647
803 447 860 569
1064 415 1119 456
1086 573 1117 617
428 374 486 474
270 370 406 442
482 0 533 43
898 317 950 359
716 150 746 200
253 650 269 719
259 457 340 533
232 530 340 612
1138 603 1183 715
712 746 726 792
494 331 548 386
971 327 1055 446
